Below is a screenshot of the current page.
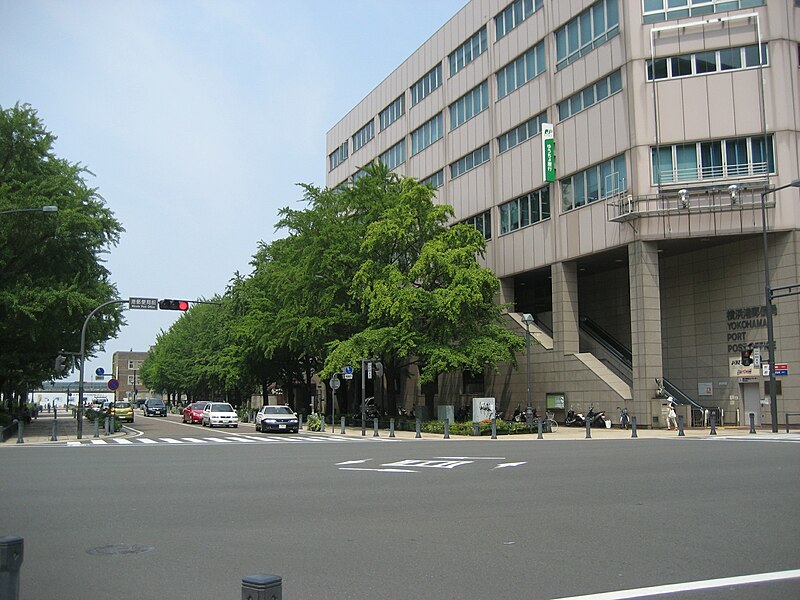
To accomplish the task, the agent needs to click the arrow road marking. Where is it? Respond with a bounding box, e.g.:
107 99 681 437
494 462 526 469
336 459 372 466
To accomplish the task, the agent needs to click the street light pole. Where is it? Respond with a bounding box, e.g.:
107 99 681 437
522 313 534 430
760 179 800 433
0 206 58 215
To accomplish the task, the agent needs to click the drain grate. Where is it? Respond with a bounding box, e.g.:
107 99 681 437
87 543 155 556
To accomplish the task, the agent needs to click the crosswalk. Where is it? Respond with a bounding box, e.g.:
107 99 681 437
697 433 800 444
65 433 384 447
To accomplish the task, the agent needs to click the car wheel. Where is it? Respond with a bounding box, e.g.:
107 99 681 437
233 424 238 428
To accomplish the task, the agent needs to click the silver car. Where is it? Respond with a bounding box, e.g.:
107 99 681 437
255 405 299 433
201 402 239 428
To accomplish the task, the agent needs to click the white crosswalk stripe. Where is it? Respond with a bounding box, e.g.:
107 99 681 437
62 433 387 447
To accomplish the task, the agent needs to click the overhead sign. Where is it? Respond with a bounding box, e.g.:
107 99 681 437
129 297 158 310
541 123 555 182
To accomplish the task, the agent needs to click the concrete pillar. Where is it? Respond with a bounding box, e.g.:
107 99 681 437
629 241 663 427
552 261 579 356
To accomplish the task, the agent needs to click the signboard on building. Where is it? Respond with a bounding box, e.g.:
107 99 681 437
729 356 756 377
541 123 555 182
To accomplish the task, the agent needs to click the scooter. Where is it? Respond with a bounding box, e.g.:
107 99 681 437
565 409 585 427
586 406 607 428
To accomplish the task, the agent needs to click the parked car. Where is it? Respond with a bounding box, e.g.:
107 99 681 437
182 401 210 424
201 402 239 428
255 405 299 433
143 398 167 417
111 401 134 423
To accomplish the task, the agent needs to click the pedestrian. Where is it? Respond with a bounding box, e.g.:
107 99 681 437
666 398 678 430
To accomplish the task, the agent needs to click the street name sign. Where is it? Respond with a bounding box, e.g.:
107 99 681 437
129 297 158 310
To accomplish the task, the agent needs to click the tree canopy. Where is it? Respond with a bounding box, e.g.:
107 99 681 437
0 103 124 405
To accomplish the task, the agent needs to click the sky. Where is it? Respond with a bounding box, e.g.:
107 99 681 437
1 0 467 378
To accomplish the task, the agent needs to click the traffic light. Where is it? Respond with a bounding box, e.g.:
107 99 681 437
54 354 67 374
741 349 753 367
158 299 190 311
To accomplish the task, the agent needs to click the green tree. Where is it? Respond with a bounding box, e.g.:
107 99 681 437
0 103 124 408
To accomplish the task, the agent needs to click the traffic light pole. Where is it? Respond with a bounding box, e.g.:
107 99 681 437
77 299 129 439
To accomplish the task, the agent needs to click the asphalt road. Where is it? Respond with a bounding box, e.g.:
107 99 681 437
2 421 799 600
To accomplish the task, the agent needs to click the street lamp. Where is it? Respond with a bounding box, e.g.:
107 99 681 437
0 206 58 215
522 313 535 430
761 178 800 433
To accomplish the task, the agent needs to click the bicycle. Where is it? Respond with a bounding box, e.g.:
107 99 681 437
545 411 559 433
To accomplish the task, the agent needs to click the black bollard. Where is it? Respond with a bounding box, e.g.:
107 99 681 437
94 418 100 438
0 536 24 600
749 412 756 434
444 418 450 439
320 416 325 432
710 415 717 435
340 417 346 435
473 422 480 437
50 418 58 442
585 417 591 439
537 418 543 440
16 420 23 444
389 418 395 438
373 418 379 437
677 415 685 437
491 417 497 439
415 418 421 439
298 414 303 431
631 415 638 438
241 573 282 600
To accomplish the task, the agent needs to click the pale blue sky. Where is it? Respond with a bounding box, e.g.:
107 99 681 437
1 0 466 377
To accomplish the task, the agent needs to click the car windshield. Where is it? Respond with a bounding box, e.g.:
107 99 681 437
264 406 293 415
116 402 131 409
212 403 234 412
149 400 165 407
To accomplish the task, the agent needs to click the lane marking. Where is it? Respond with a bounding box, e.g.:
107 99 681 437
114 439 133 445
336 459 372 466
225 437 256 442
494 462 526 469
90 440 108 445
160 438 183 444
339 467 417 473
181 438 207 444
204 437 233 443
436 456 506 460
138 438 158 444
552 568 800 600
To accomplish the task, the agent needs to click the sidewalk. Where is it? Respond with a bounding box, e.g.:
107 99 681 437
2 413 126 444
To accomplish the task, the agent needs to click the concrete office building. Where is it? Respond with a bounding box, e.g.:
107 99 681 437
326 0 800 427
112 351 150 404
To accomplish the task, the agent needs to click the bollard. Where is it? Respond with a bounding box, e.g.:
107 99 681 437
786 413 790 434
241 573 282 600
537 418 543 440
710 414 717 435
415 418 421 439
444 418 450 439
749 412 756 434
0 536 24 600
94 418 100 438
491 417 497 440
298 414 303 431
373 418 379 437
340 417 346 435
585 417 591 439
389 418 395 438
50 418 58 442
677 415 685 437
472 422 480 437
16 421 23 445
631 415 638 438
320 416 325 433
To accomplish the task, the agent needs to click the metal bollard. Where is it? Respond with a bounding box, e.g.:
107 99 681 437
415 418 421 439
472 422 480 437
786 413 790 434
298 414 304 431
0 536 24 600
710 415 717 435
389 418 395 438
491 417 497 439
537 418 543 440
373 418 379 437
50 418 58 442
631 415 638 438
16 421 23 444
320 416 325 432
340 417 346 435
94 418 100 438
585 418 591 439
749 412 756 434
677 415 685 437
444 418 450 439
241 573 282 600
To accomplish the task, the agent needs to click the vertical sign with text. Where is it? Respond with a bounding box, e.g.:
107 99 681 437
542 123 555 182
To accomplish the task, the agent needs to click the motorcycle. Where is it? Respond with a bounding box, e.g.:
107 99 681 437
565 409 585 427
586 406 607 428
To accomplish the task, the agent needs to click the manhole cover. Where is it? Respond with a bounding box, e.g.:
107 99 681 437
87 544 154 556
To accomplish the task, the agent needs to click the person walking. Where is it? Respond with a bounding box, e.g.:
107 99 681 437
666 398 678 430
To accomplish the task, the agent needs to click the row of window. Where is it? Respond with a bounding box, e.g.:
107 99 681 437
497 41 546 99
647 44 768 81
352 120 375 153
411 113 443 156
496 0 543 41
558 70 622 122
450 144 491 179
450 81 490 131
555 0 619 71
643 0 766 25
450 26 488 77
380 95 405 131
328 142 348 172
411 63 443 107
561 155 627 212
497 111 548 154
499 186 551 235
461 210 493 241
380 140 407 171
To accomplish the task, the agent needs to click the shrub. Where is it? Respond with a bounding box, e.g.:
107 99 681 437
306 412 322 432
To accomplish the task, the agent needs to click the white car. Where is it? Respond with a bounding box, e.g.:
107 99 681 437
255 405 299 433
201 402 239 428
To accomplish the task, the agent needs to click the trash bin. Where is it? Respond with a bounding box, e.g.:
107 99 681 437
605 419 612 429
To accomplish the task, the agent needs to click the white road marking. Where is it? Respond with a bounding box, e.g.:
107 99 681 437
436 456 506 460
204 437 233 443
339 467 417 473
551 568 800 600
160 438 183 444
114 439 133 445
225 437 256 442
89 440 108 445
336 459 372 466
494 462 526 469
181 438 207 444
383 459 472 469
138 438 158 444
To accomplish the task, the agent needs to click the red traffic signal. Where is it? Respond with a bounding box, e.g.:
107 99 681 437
158 299 190 311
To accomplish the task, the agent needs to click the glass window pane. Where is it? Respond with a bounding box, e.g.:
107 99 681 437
743 44 761 68
579 13 592 48
586 168 599 202
583 88 595 109
567 20 579 54
574 173 586 207
531 192 540 222
644 0 663 10
558 100 570 120
592 3 606 33
556 29 567 62
500 204 510 234
561 179 574 211
609 70 622 93
700 141 722 178
509 201 519 230
541 187 550 219
596 78 609 100
671 55 692 77
719 48 742 71
675 144 698 181
600 161 612 197
606 0 619 28
570 94 582 114
726 138 748 175
520 196 530 227
695 51 717 73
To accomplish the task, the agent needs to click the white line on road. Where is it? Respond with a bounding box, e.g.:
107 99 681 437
551 568 800 600
339 467 417 473
204 437 233 443
138 438 158 444
181 438 207 444
436 456 506 460
494 462 526 469
89 440 108 445
160 438 183 444
114 439 133 445
336 459 372 465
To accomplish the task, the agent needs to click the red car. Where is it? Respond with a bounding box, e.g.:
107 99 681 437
182 401 210 424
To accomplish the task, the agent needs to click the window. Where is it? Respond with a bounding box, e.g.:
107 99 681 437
380 95 405 131
411 113 443 156
421 170 445 189
379 140 406 171
643 0 766 24
352 120 375 152
496 41 546 99
561 155 626 211
555 0 619 71
497 111 548 153
650 135 775 184
411 63 442 106
127 360 134 369
499 186 550 234
558 70 622 121
449 26 488 77
462 210 492 240
495 0 543 41
127 375 135 385
449 81 489 130
647 44 768 80
450 144 490 179
328 142 348 172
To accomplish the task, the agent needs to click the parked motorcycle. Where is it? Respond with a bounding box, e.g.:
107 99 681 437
586 406 607 428
565 409 585 426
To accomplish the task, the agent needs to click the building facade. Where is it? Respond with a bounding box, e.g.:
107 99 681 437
326 0 800 427
111 351 150 404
